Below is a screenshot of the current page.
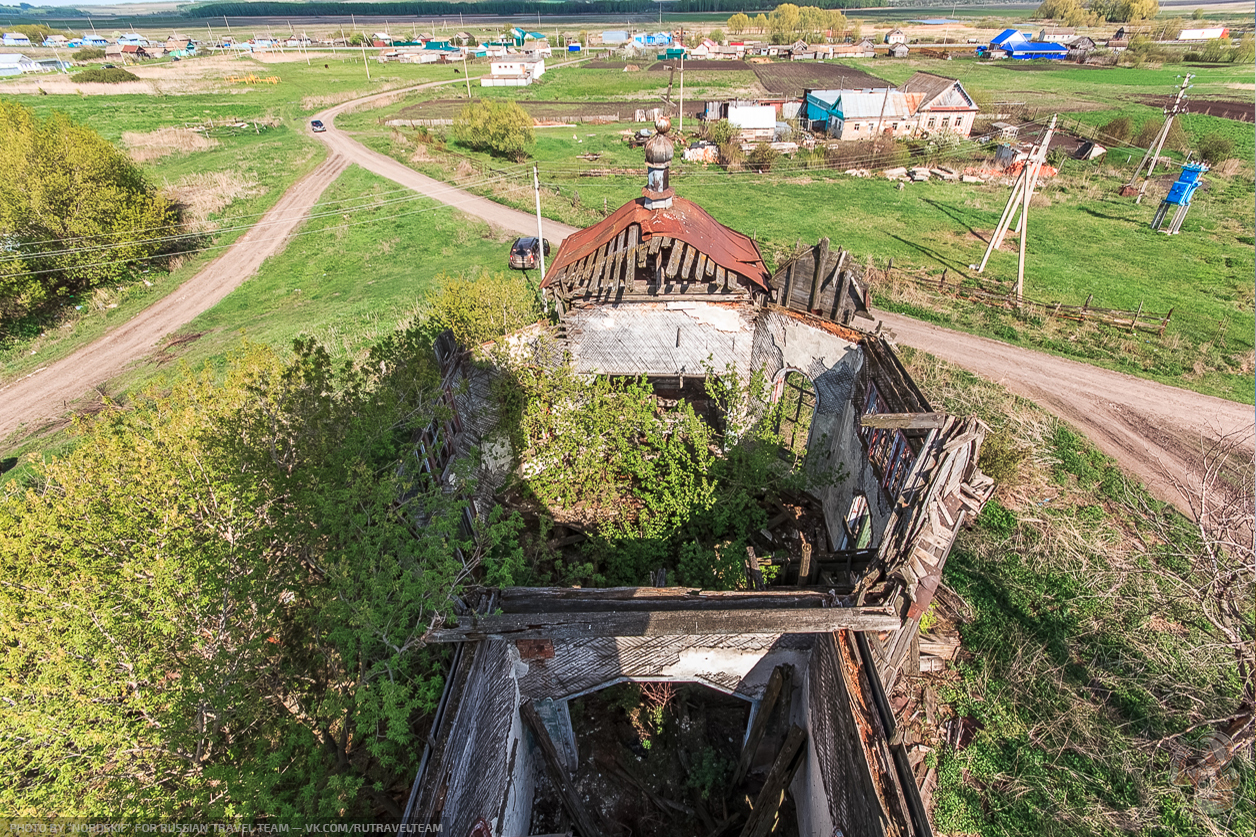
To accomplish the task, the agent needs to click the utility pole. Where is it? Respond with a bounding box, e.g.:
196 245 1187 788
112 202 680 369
462 49 471 98
1125 74 1192 204
533 166 547 280
352 14 371 80
975 114 1057 295
678 52 684 134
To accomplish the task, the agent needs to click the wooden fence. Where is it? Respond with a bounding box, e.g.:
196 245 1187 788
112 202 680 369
893 268 1174 336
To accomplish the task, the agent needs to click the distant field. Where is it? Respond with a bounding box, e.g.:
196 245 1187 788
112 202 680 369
353 105 1254 401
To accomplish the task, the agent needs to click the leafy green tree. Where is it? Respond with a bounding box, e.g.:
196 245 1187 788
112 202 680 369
72 46 105 60
452 100 535 162
0 102 179 326
753 13 769 34
1232 32 1256 63
769 3 801 40
0 330 516 818
726 12 749 35
426 268 542 346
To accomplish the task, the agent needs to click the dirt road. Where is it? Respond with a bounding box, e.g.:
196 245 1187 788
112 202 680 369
2 73 1249 515
878 313 1253 509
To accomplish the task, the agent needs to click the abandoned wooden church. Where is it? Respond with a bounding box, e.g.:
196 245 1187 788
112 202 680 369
403 118 994 836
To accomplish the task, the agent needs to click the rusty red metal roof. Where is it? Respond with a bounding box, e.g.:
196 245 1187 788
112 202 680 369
542 196 770 292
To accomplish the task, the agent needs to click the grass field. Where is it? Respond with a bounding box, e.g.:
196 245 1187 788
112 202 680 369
902 347 1254 837
351 108 1254 403
1 163 514 477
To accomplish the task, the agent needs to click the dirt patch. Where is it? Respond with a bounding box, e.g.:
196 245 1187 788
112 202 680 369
1139 95 1254 123
752 62 889 96
123 126 219 163
164 170 262 228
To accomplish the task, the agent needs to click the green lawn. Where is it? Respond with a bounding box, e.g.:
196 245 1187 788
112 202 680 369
350 106 1253 403
112 163 514 381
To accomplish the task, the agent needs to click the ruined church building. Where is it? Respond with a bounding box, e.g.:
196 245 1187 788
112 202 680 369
404 119 994 836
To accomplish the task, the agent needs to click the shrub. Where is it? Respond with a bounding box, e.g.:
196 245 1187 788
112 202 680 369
706 118 736 146
1100 115 1133 143
72 47 105 61
747 143 779 172
452 100 534 162
71 67 139 83
425 268 541 346
978 431 1027 486
1196 132 1234 164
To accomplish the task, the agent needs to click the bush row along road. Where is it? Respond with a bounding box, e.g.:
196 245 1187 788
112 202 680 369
1 76 1250 513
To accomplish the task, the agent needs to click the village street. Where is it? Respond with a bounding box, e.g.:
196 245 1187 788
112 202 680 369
0 79 1249 513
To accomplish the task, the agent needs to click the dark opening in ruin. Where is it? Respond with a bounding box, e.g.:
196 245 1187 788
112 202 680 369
530 681 798 837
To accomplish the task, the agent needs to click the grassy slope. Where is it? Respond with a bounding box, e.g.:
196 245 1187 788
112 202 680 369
902 347 1254 837
0 56 469 382
2 164 513 478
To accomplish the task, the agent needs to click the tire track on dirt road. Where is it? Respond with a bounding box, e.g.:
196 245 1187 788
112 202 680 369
876 313 1254 511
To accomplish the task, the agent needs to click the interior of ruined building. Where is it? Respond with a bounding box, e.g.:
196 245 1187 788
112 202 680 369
402 120 994 837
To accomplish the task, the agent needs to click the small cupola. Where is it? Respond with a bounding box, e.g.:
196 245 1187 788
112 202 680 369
642 116 675 210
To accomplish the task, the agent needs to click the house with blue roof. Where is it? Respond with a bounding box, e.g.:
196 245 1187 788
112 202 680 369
984 29 1067 59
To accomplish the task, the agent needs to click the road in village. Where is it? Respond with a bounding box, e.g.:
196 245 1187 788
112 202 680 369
0 78 1249 512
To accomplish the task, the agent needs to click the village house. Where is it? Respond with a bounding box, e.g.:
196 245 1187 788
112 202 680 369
888 43 910 58
806 88 915 140
42 34 69 47
399 117 992 836
831 37 877 58
884 27 908 45
901 71 980 137
1066 35 1097 59
727 103 777 142
1 31 31 47
0 53 39 75
481 56 545 86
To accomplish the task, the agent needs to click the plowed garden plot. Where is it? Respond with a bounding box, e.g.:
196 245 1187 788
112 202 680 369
1139 95 1254 122
753 62 890 95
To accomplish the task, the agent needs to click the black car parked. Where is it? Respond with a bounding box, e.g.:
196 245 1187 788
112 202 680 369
509 237 551 270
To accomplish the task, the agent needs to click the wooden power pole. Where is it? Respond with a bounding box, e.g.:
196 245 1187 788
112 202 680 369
1125 74 1192 204
975 113 1057 305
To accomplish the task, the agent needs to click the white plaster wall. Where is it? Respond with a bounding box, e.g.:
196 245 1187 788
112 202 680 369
564 301 756 378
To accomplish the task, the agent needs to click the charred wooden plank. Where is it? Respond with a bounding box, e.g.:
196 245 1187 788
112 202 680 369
806 237 830 312
738 724 807 837
681 243 697 281
731 665 791 788
427 606 901 642
665 241 686 280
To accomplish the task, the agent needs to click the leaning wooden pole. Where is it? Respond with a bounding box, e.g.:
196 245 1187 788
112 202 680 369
976 165 1026 273
1014 115 1057 304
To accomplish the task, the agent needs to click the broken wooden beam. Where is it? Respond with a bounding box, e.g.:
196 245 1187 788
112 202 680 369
731 665 791 788
860 412 949 430
427 606 902 642
737 724 807 837
521 701 614 837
